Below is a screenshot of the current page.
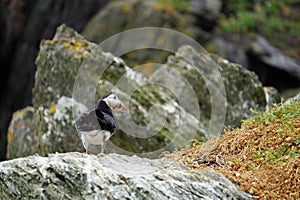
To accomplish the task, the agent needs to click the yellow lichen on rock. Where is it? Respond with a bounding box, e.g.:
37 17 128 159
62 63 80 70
62 39 88 52
49 103 56 114
7 129 13 144
120 4 130 13
74 53 83 60
153 2 175 13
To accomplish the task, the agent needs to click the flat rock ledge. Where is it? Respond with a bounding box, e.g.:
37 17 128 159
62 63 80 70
0 153 252 199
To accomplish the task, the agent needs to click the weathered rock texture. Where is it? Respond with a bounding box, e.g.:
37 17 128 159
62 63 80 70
2 0 300 162
0 152 253 199
0 0 108 161
7 24 274 159
82 0 210 67
247 36 300 91
7 97 87 159
151 46 267 128
8 25 205 159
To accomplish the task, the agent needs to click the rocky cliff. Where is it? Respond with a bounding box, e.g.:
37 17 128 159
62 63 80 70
0 152 253 199
7 24 273 159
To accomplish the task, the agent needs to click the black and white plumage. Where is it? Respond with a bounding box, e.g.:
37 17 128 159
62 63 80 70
75 93 126 154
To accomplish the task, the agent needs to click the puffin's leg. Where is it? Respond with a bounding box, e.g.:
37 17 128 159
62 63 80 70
97 142 106 157
83 141 90 154
81 135 90 154
86 148 91 154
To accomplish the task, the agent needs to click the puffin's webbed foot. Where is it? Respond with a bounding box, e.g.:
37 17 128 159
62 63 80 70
97 152 105 157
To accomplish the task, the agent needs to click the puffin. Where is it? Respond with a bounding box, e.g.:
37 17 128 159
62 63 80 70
75 93 126 154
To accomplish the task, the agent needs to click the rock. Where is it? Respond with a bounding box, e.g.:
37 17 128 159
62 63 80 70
211 53 267 127
250 36 300 79
206 37 249 68
6 107 38 159
82 0 203 43
7 96 87 159
33 24 100 106
151 45 267 128
82 0 210 67
9 24 205 159
7 24 275 159
0 152 253 199
9 24 278 159
190 0 222 18
189 0 222 31
285 92 300 105
263 87 280 109
0 0 108 161
247 35 300 91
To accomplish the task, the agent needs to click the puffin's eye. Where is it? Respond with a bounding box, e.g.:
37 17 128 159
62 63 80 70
113 95 117 99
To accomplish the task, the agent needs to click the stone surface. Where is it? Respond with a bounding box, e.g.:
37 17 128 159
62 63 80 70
285 92 300 105
250 36 300 79
263 87 280 109
7 97 87 159
32 24 100 107
8 24 277 159
0 152 253 200
82 0 209 67
207 37 249 68
9 25 206 159
150 45 267 128
6 107 38 159
0 0 108 161
189 0 222 31
247 35 300 91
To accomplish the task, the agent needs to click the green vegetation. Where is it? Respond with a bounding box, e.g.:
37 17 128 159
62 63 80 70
217 0 300 59
154 0 190 11
165 100 300 199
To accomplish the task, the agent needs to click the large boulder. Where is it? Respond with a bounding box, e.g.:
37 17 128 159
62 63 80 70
8 25 274 159
0 152 253 199
150 45 267 128
81 0 210 68
7 97 86 159
0 0 108 161
247 35 300 91
82 0 205 43
7 24 273 159
8 24 205 159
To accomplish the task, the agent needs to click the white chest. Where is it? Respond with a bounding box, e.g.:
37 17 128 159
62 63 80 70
81 130 112 145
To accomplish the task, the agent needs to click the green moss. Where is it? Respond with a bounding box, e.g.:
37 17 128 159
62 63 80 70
216 0 300 60
154 0 190 11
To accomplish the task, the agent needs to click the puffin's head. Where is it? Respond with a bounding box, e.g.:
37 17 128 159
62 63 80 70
99 93 127 110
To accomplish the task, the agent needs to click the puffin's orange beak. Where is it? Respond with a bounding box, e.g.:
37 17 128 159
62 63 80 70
118 101 127 110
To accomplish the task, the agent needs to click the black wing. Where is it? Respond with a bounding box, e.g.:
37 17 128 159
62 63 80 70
75 110 101 132
96 109 117 133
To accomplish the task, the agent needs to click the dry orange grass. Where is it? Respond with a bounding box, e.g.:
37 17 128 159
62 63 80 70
164 101 300 199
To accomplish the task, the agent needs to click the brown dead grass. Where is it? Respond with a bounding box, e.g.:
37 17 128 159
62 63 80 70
164 101 300 199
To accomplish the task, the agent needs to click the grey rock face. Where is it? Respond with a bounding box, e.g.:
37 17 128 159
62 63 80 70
82 0 209 67
248 35 300 91
0 153 253 200
250 36 300 79
151 45 267 128
190 0 222 23
207 38 249 68
6 107 38 159
8 24 206 159
285 92 300 105
7 24 274 159
7 97 87 159
263 87 280 109
0 0 108 161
